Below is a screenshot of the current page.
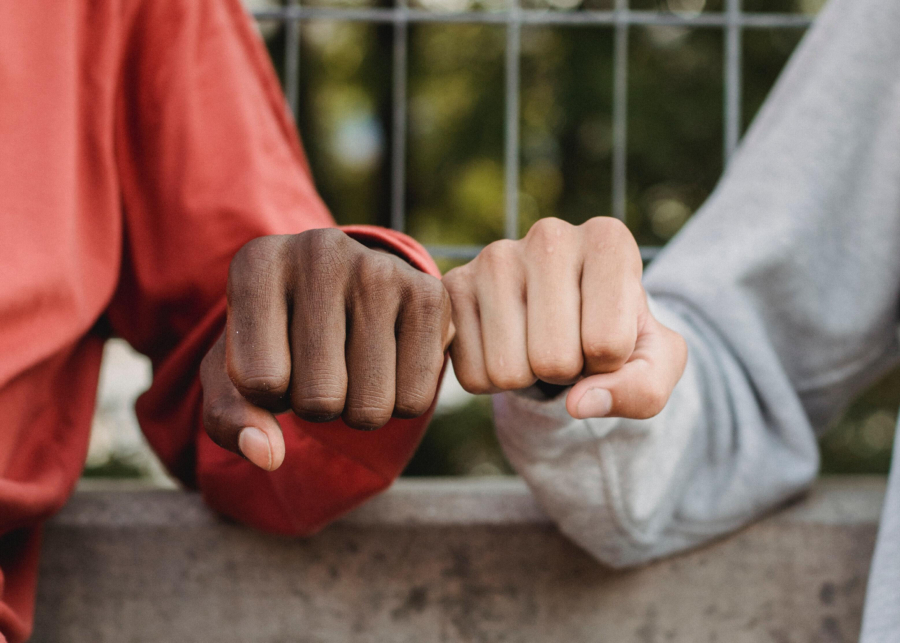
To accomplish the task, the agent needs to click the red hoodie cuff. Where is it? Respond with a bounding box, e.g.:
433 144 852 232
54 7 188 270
340 225 441 279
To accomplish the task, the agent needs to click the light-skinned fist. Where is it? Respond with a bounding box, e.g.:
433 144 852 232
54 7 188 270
443 216 687 420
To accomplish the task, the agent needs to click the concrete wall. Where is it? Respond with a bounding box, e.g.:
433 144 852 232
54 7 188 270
33 476 885 643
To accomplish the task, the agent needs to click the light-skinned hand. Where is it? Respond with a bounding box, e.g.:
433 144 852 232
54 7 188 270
443 216 687 420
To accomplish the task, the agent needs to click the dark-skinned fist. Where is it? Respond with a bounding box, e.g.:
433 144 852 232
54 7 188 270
200 228 453 471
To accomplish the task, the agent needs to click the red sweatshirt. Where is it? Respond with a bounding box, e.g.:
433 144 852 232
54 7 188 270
0 2 440 641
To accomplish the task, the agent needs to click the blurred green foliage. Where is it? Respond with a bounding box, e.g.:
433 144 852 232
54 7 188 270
403 396 514 477
83 455 145 479
258 0 895 476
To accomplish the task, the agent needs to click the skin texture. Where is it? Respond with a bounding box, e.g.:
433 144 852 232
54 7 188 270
200 229 453 471
443 216 688 420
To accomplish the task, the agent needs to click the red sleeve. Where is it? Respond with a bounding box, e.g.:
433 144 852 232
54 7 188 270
109 0 441 535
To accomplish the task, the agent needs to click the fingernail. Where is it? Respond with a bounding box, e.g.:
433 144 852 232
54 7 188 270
576 388 612 419
238 427 272 470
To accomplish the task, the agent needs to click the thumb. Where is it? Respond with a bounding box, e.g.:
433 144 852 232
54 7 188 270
566 316 687 420
201 334 287 471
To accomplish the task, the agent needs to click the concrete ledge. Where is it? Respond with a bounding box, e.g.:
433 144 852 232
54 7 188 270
34 476 886 642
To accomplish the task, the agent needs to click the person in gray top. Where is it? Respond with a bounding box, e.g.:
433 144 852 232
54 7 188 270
442 0 900 640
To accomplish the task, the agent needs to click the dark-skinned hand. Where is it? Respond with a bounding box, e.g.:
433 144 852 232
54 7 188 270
200 228 453 471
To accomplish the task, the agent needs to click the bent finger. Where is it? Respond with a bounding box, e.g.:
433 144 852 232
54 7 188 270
288 267 348 423
579 218 642 374
524 219 584 384
394 284 449 418
343 280 399 430
445 268 498 395
226 236 292 409
475 243 534 391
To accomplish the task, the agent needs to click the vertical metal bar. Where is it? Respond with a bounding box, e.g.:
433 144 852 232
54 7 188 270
611 0 628 222
724 0 742 162
284 0 301 120
391 0 409 232
504 0 521 239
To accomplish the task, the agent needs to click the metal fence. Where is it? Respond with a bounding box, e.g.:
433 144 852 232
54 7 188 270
251 1 815 262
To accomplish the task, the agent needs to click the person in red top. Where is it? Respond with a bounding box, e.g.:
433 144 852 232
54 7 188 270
0 1 452 641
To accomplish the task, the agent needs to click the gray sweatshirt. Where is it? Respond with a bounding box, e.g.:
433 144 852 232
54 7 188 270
493 0 900 640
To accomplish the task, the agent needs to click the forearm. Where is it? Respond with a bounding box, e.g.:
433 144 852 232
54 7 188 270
497 0 900 567
495 296 820 567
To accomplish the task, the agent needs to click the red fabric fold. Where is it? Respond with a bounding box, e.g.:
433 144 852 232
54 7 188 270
0 0 441 639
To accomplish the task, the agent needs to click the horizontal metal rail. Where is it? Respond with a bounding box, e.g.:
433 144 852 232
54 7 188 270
253 7 813 28
426 244 661 261
260 2 814 263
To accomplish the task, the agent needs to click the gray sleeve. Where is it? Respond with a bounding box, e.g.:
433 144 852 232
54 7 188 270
494 0 900 567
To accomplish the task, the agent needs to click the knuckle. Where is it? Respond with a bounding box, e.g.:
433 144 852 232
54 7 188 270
296 228 352 281
582 215 628 238
232 236 281 267
404 282 450 333
228 237 283 301
530 353 583 384
432 278 452 310
294 396 345 422
583 334 634 370
290 376 346 420
202 399 236 448
411 276 447 311
393 391 432 419
231 370 289 400
343 402 393 431
397 365 441 414
355 253 399 296
203 398 229 430
525 217 573 251
453 368 493 395
583 217 642 271
442 266 462 289
486 365 535 391
476 239 520 271
459 380 492 395
299 227 349 256
442 266 473 300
